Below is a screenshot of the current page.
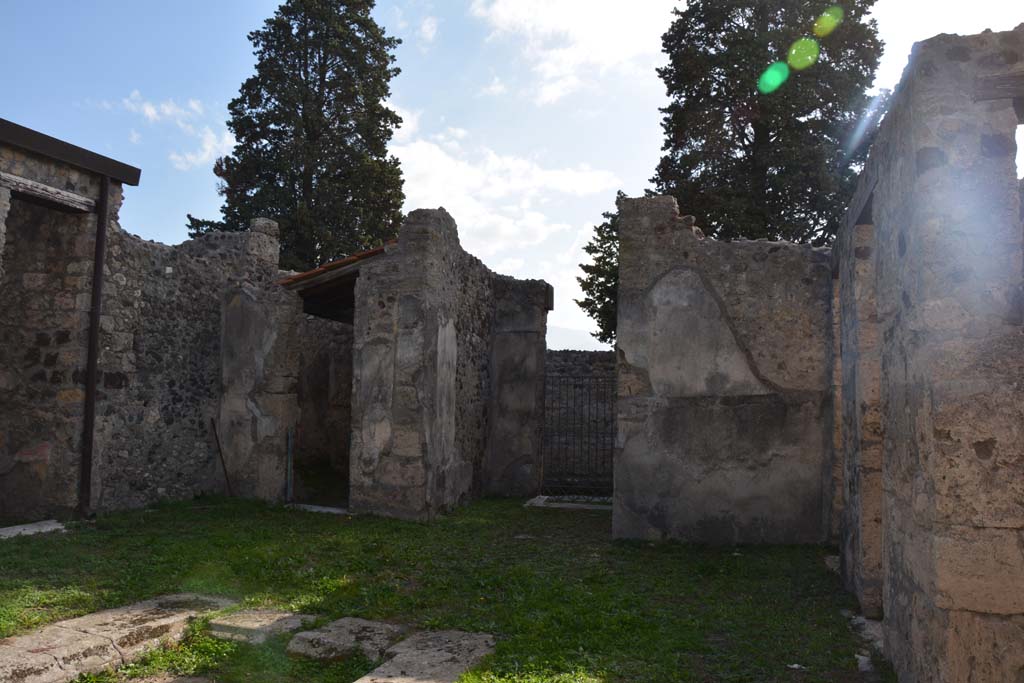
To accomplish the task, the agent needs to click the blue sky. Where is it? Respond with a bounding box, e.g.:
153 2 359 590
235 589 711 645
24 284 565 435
3 1 1022 349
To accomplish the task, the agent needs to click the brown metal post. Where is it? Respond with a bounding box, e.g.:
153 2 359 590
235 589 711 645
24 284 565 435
77 174 109 518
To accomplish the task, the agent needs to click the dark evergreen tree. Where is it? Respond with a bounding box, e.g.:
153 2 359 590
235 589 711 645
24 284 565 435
576 193 624 346
653 0 883 243
578 1 884 342
188 0 405 271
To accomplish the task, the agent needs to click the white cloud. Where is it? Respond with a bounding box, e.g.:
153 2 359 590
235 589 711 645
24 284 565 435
388 101 422 143
122 90 200 129
479 76 508 96
419 16 439 43
871 0 1021 91
169 127 234 171
128 129 141 145
470 0 678 103
391 137 619 258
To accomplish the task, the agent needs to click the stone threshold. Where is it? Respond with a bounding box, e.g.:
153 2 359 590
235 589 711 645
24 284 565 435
0 520 65 539
0 594 235 683
286 504 350 515
524 495 612 511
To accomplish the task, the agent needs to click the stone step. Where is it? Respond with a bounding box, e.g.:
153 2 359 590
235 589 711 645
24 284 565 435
208 609 316 645
287 617 409 661
0 594 234 683
355 630 496 683
0 520 65 540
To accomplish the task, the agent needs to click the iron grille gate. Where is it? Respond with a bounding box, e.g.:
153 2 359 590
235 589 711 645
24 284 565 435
540 374 616 496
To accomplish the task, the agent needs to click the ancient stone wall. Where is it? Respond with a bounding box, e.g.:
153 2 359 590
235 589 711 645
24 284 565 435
614 196 833 544
349 209 550 519
835 25 1024 682
0 198 96 522
481 277 550 497
0 138 337 520
0 145 109 522
835 223 884 619
295 318 353 505
545 350 615 377
92 219 283 511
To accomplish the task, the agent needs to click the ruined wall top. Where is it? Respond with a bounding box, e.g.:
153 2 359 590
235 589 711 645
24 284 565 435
617 195 832 393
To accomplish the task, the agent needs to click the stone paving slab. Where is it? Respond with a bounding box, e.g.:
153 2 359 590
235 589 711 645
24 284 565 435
0 625 120 683
287 617 409 661
208 609 316 644
0 594 234 683
58 593 235 661
0 520 66 540
355 630 496 683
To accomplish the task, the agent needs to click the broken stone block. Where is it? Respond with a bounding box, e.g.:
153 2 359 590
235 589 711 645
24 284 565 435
0 624 120 683
56 593 235 661
355 630 496 683
208 609 315 644
287 617 408 660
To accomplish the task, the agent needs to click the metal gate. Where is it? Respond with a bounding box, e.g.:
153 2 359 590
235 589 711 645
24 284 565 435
540 374 616 496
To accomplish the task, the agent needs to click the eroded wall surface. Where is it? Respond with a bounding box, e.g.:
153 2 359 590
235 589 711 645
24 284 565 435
836 224 884 619
482 276 550 497
295 318 353 503
0 140 316 520
614 196 833 544
349 209 550 520
835 27 1024 682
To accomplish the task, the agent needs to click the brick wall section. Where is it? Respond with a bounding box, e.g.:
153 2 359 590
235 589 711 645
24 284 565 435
0 145 109 522
0 198 96 522
614 196 833 543
836 25 1024 681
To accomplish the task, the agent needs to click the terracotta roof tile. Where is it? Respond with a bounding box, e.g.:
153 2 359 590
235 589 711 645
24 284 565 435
277 240 396 288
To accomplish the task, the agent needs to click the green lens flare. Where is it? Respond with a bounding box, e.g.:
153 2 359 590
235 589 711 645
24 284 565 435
787 37 820 71
814 6 845 38
757 61 791 94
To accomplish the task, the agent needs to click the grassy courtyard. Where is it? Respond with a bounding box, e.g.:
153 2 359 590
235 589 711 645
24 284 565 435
0 498 892 682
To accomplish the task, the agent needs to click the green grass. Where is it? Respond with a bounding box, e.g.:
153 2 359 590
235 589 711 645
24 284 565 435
0 498 893 682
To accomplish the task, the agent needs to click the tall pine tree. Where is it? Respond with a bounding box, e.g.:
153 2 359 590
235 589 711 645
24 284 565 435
188 0 405 271
578 0 884 342
653 0 882 243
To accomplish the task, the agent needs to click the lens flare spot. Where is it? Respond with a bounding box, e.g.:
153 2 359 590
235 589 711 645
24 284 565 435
758 61 791 94
814 6 845 38
788 37 820 71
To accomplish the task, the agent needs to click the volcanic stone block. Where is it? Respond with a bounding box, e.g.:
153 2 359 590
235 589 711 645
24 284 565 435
287 618 409 660
355 630 496 683
208 610 315 645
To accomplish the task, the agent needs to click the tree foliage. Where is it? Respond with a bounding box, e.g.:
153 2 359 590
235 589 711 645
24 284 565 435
575 192 624 346
188 0 405 271
578 0 885 342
